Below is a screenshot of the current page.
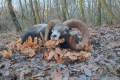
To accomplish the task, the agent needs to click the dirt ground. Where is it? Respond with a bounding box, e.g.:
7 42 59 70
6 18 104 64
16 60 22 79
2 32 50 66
0 26 120 80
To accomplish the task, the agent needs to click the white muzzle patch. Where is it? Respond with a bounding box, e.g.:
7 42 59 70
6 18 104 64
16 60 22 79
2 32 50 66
51 30 61 40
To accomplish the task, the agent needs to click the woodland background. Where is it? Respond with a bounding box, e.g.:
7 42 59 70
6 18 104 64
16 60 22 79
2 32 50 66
0 0 120 32
0 0 120 80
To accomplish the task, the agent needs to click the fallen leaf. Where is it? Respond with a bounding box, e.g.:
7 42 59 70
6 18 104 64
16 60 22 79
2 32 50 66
28 48 36 57
78 75 87 80
27 36 33 45
54 48 64 63
83 68 92 76
78 51 91 61
44 50 55 60
20 48 36 57
53 69 63 80
44 39 64 48
64 51 91 62
2 50 12 59
84 42 93 52
6 41 15 49
68 55 77 61
44 40 58 48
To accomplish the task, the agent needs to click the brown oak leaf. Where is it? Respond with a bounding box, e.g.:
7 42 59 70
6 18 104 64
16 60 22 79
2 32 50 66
2 50 12 59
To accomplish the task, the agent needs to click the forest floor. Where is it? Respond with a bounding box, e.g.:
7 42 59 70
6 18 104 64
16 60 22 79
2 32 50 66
0 26 120 80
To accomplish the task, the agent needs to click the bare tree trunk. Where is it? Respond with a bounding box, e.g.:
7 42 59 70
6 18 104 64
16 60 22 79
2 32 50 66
19 0 24 18
53 0 61 19
29 0 37 24
100 0 116 24
6 0 22 32
37 0 42 22
79 0 86 22
24 0 28 14
34 0 41 23
97 0 101 25
61 0 68 21
49 0 51 16
42 0 45 22
64 0 69 19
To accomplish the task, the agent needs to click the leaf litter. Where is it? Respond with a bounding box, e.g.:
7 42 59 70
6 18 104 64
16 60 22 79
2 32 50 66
0 26 120 79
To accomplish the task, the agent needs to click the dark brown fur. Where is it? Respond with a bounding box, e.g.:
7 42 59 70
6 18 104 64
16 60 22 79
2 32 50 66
48 19 62 30
63 19 91 51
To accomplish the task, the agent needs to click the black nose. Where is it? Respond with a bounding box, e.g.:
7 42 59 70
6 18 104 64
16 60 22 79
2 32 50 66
52 35 57 38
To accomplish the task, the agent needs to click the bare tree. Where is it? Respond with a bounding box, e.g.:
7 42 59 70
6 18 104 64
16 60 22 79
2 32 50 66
6 0 22 32
33 0 41 23
19 0 24 18
1 0 120 31
79 0 86 22
29 0 37 24
97 0 101 25
42 0 45 22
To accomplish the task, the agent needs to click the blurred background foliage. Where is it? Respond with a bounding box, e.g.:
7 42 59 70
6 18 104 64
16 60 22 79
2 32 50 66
0 0 120 32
